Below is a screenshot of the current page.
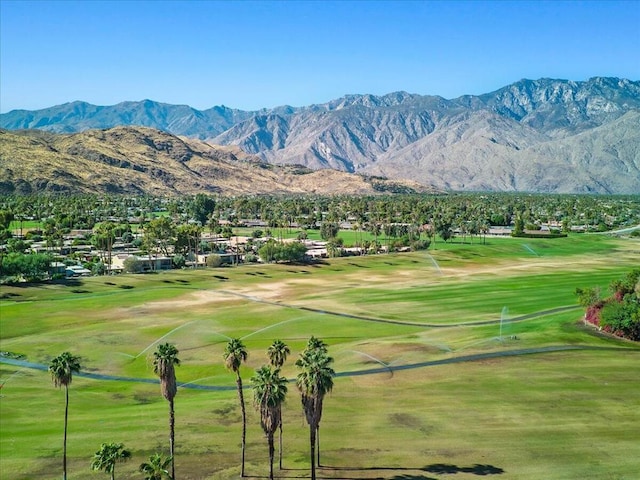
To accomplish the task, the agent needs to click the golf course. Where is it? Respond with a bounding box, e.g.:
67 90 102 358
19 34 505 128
1 234 639 480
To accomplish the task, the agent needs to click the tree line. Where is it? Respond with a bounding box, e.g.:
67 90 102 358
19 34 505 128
2 192 639 240
2 192 639 282
49 336 334 480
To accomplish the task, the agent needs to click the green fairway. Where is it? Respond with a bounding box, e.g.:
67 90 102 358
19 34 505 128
1 234 639 479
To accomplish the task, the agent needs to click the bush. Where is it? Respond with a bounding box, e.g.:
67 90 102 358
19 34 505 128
411 239 431 251
121 231 134 244
578 269 640 341
244 252 258 263
0 252 52 282
25 232 43 242
206 254 223 268
172 254 186 269
259 240 308 263
91 262 106 275
600 297 640 340
123 257 144 273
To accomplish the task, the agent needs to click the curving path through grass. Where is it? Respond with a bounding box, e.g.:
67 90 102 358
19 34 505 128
1 281 634 390
3 344 637 391
218 289 581 327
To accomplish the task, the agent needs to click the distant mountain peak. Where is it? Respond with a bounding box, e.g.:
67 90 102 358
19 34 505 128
1 77 639 193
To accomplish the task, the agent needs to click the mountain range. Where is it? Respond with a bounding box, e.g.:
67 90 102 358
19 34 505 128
1 77 639 194
0 126 431 196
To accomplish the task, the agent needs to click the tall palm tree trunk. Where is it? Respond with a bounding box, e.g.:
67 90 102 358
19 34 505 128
268 432 275 480
169 399 175 480
316 426 321 467
278 423 283 470
309 423 317 480
63 386 69 480
236 374 246 477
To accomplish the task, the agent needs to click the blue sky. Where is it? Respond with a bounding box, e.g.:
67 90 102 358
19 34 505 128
1 0 639 112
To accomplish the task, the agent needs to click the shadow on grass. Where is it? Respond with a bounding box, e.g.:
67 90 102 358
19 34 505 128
56 278 83 287
0 292 21 299
317 463 504 478
389 475 436 480
423 463 504 475
318 466 433 480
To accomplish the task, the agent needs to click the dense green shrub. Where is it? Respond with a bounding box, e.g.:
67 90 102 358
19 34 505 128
259 240 308 263
0 252 52 282
600 296 640 340
244 252 258 263
578 269 640 341
172 254 186 269
123 257 144 273
206 254 223 267
411 239 431 251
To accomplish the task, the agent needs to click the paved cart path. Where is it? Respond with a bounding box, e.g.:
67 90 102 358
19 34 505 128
217 289 582 328
2 344 637 391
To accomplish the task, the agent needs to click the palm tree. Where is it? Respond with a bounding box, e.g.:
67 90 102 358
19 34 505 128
267 340 290 469
305 336 327 354
90 442 131 480
139 453 173 480
223 338 248 477
296 339 335 480
251 365 288 480
267 339 290 368
153 343 180 480
49 351 81 480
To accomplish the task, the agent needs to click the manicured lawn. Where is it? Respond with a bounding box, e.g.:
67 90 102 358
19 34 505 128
1 234 639 479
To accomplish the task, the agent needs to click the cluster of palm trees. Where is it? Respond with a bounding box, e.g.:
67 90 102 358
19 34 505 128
48 336 335 480
226 336 335 480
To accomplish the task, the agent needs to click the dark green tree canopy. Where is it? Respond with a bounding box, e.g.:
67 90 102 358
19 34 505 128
223 338 248 372
91 442 131 480
49 352 81 388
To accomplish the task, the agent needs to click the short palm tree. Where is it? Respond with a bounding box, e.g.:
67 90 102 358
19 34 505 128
90 442 131 480
49 351 81 480
223 338 248 477
267 339 290 469
139 453 173 480
267 339 290 368
251 365 288 480
296 340 335 480
305 336 327 354
153 343 180 480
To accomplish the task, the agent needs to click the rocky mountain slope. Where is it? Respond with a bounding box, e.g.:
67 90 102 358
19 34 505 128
2 77 639 193
0 126 432 196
